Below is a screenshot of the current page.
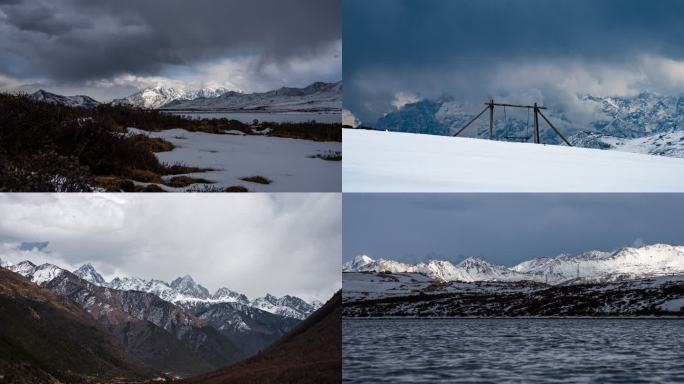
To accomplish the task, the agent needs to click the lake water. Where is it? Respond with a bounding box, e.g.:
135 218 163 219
171 111 340 124
343 319 684 383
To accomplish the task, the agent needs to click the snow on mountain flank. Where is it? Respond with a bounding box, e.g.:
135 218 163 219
345 244 684 285
6 259 319 319
73 263 107 286
112 86 231 109
30 90 100 108
161 81 341 112
170 274 211 299
250 294 317 320
111 81 341 111
343 129 684 192
9 262 65 285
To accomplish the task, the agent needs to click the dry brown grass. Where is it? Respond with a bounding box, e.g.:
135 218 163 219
224 186 249 192
241 176 272 185
129 135 175 152
128 169 165 184
92 176 135 192
165 176 213 188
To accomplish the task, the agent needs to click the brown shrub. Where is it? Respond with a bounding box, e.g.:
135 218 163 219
224 186 249 192
165 176 213 188
241 176 272 185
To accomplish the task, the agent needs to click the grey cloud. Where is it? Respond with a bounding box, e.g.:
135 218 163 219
343 0 684 123
0 194 341 302
343 193 684 266
0 0 340 83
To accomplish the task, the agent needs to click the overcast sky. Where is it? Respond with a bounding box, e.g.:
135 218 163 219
0 194 341 302
0 0 341 101
343 0 684 124
343 194 684 266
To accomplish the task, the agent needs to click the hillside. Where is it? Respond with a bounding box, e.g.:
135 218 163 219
343 129 684 192
180 291 341 384
0 268 156 383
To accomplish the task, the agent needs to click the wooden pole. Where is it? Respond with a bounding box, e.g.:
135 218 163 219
488 100 494 140
537 109 573 146
453 105 489 137
533 103 540 144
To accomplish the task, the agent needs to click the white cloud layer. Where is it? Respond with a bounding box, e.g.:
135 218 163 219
0 194 341 302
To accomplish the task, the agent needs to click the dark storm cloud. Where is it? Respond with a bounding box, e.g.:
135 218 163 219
343 0 684 123
0 0 340 82
343 194 684 266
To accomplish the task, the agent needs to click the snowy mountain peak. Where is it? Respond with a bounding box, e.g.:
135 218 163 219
170 274 211 299
160 81 341 112
343 255 375 271
250 294 316 320
73 263 106 286
112 86 233 109
30 90 100 108
212 287 249 304
9 262 65 286
344 243 684 285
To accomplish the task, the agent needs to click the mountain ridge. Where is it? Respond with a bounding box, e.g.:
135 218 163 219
369 92 684 157
344 243 684 284
67 263 318 320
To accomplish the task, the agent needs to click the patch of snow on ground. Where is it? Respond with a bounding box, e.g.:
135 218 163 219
343 129 684 192
128 128 340 192
658 298 684 312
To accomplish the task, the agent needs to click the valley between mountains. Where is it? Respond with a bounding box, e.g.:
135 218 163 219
343 244 684 317
0 259 325 382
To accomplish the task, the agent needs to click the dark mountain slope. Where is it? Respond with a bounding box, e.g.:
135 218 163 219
185 301 300 356
180 291 341 384
0 268 155 384
41 269 245 376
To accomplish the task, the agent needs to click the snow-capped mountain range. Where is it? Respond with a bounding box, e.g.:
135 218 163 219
160 81 342 112
30 89 100 108
370 92 684 158
111 86 231 109
343 244 684 285
12 261 318 320
27 81 342 112
110 81 341 111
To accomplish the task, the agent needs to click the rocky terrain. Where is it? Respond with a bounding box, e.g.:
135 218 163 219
1 260 321 379
180 291 341 384
343 244 684 317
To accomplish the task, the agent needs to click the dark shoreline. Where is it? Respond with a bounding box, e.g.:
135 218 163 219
343 316 684 320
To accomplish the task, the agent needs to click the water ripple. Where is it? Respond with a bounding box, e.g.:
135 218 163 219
343 319 684 383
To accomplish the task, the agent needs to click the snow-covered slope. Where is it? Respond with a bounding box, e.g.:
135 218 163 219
569 130 684 158
9 262 65 285
345 244 684 285
345 255 528 282
30 90 100 108
111 86 231 109
250 294 317 320
10 260 319 319
343 129 684 192
73 263 106 285
342 255 417 273
374 92 684 140
512 244 684 284
170 274 211 300
416 257 528 282
161 81 341 112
